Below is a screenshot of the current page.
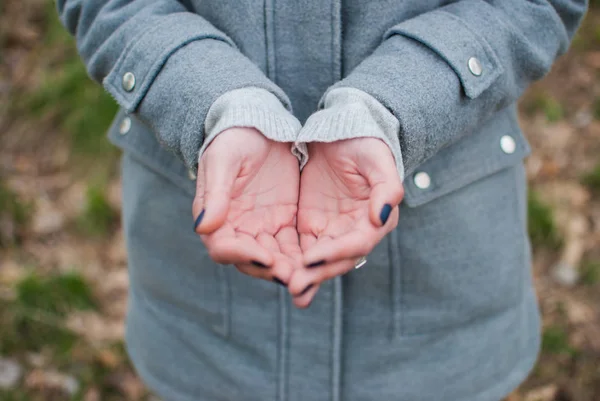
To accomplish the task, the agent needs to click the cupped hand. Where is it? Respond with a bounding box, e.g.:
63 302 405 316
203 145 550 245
192 127 302 286
289 138 404 307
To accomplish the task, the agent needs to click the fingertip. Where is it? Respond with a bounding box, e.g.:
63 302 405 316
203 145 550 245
301 244 328 267
306 260 326 268
235 264 272 281
293 291 316 309
294 283 319 308
299 283 315 296
207 236 274 266
251 260 270 269
273 277 288 287
379 203 392 226
251 247 275 269
369 184 403 227
193 209 206 232
194 208 228 235
293 298 310 309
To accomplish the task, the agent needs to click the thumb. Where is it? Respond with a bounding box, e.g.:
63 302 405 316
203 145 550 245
192 152 241 235
364 158 404 228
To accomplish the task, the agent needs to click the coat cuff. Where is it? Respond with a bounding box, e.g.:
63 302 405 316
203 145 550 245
199 87 302 164
134 38 293 174
294 88 405 182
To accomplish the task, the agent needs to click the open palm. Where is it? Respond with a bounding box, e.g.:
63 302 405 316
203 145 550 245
193 128 301 285
289 138 404 307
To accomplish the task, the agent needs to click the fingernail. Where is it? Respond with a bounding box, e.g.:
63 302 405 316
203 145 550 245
379 204 392 226
306 260 326 268
273 277 287 287
298 284 314 296
251 261 269 269
194 209 205 231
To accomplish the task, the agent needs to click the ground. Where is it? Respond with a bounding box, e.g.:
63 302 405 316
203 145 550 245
0 1 599 400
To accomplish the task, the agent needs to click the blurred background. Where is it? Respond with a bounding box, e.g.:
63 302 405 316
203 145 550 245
0 1 599 400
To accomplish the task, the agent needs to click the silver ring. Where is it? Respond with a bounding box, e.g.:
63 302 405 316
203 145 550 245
354 256 367 270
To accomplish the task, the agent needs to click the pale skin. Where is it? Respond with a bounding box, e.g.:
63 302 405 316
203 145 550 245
193 127 404 308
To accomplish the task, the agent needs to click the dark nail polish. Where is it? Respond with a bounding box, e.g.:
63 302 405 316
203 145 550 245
251 261 269 269
379 203 392 226
299 284 314 296
307 260 326 268
194 209 205 231
273 277 287 287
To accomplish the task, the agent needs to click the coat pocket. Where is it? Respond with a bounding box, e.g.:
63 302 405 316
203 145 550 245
395 107 532 336
402 107 530 207
112 111 230 337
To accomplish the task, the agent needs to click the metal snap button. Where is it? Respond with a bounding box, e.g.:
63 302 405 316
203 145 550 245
468 57 483 76
500 135 516 154
414 172 431 190
122 72 136 92
119 117 131 135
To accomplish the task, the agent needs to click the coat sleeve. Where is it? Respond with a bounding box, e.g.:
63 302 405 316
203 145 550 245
319 0 588 176
56 0 298 171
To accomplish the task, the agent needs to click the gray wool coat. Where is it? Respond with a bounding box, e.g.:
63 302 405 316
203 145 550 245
57 0 587 400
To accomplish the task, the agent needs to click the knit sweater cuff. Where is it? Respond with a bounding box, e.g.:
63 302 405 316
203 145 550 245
294 88 405 182
199 87 302 164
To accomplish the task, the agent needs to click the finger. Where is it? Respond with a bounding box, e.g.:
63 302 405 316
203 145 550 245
256 233 293 285
289 258 355 295
299 233 318 253
302 227 381 267
275 226 303 267
256 231 280 253
192 164 207 231
291 282 320 309
193 152 241 235
234 234 296 284
235 263 273 281
362 154 404 228
203 231 273 266
368 183 403 228
236 226 279 280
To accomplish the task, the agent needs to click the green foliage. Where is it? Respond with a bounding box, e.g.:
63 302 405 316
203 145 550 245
76 186 117 237
542 326 575 355
0 271 95 358
43 0 75 48
21 57 119 159
16 273 96 316
522 91 564 122
0 390 31 401
542 98 564 123
528 191 561 248
571 6 600 50
581 261 600 286
0 180 31 246
72 342 137 401
15 5 119 163
582 163 600 194
593 98 600 121
7 311 78 357
0 181 28 226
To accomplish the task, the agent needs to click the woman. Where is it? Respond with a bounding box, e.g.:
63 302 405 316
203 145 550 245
57 1 587 400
